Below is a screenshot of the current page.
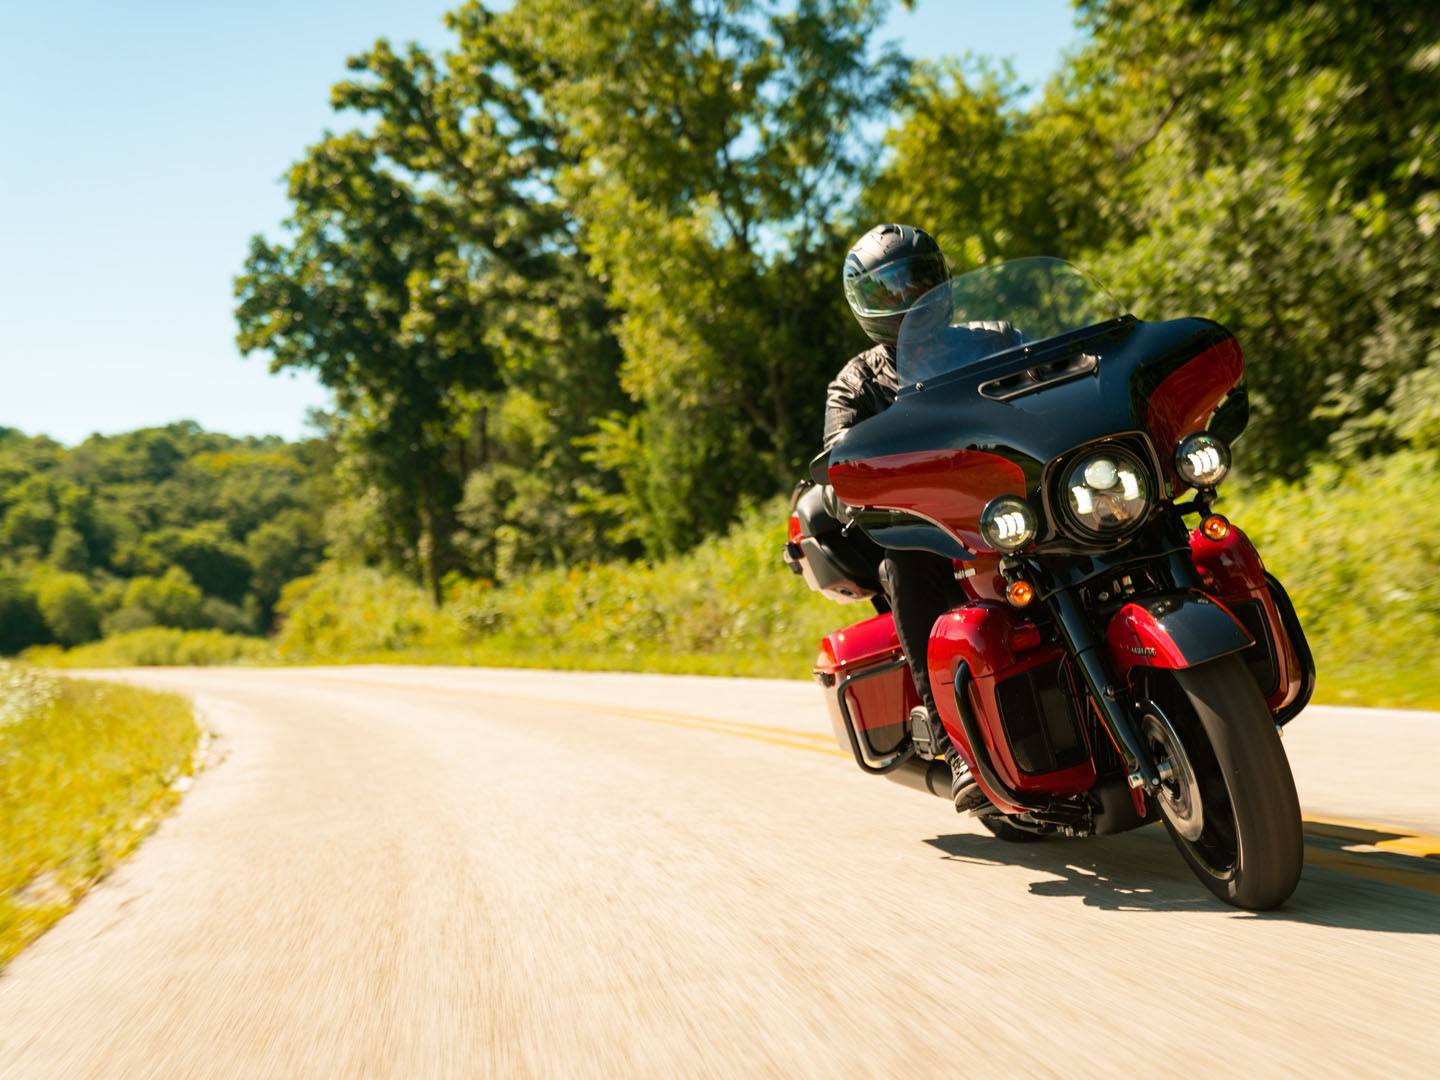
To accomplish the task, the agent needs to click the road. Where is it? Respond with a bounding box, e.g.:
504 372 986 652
1 666 1437 1077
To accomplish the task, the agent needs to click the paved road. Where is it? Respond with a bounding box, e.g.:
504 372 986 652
1 666 1437 1078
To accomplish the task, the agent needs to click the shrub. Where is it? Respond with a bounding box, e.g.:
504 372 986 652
27 627 271 668
273 566 461 659
120 567 206 629
275 454 1440 706
32 571 101 646
0 571 47 655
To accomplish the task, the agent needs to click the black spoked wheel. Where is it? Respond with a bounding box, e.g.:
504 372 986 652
1139 655 1303 910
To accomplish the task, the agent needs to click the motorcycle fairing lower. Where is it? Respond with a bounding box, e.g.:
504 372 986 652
926 604 1097 813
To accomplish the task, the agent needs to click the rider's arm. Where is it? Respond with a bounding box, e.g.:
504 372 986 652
823 356 876 451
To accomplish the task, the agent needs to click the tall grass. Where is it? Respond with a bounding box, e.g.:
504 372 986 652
1221 450 1440 709
26 627 272 668
0 665 199 967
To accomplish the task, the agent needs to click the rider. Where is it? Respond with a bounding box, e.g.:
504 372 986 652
824 223 976 807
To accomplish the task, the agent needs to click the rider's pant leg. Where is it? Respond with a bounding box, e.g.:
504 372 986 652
878 550 965 722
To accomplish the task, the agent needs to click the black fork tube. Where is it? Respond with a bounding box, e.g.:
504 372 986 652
1045 587 1160 790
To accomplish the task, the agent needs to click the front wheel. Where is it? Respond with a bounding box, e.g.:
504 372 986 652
1138 656 1303 910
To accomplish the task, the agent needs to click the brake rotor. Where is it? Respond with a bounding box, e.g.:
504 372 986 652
1141 708 1205 842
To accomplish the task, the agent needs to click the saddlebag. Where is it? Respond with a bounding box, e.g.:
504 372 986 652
814 613 919 770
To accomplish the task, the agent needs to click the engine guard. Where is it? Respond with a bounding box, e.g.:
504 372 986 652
1105 591 1253 683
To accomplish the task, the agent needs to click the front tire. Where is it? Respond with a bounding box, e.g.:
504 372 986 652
1139 656 1303 910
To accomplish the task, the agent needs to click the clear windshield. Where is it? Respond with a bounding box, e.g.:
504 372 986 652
895 257 1126 389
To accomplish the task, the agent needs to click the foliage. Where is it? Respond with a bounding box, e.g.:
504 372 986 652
30 571 100 647
238 0 907 575
27 628 272 669
1222 452 1440 709
508 0 907 553
235 16 628 598
0 423 325 656
0 666 199 968
874 0 1440 476
260 453 1440 708
273 565 462 659
232 0 1440 598
30 446 1440 708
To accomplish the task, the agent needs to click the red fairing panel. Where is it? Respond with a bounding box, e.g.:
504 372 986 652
1145 337 1244 484
1190 525 1304 714
957 553 1008 604
927 605 1096 813
828 449 1026 551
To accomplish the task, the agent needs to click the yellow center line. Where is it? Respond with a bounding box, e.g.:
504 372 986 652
1297 814 1440 859
299 672 1440 880
1301 848 1440 896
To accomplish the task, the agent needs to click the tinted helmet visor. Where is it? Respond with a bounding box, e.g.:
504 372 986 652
844 253 949 316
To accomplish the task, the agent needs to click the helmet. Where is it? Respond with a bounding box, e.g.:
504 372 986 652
842 224 949 345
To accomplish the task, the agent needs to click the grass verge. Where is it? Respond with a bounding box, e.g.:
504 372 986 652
0 664 200 969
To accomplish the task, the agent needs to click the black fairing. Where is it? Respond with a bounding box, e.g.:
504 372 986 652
828 316 1244 555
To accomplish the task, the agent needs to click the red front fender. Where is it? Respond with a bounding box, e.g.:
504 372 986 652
1106 592 1253 684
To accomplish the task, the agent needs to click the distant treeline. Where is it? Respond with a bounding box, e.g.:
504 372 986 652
0 424 325 652
233 0 1440 603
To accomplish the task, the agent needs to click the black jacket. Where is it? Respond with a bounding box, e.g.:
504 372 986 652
822 343 897 451
822 323 1026 451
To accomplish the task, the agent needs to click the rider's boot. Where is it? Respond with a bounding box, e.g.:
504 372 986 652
945 740 987 813
910 705 987 814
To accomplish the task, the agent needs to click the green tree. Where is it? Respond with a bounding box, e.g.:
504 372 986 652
32 571 101 646
114 568 206 631
877 0 1440 475
490 0 908 553
0 570 47 655
246 509 323 623
234 23 619 599
120 522 253 606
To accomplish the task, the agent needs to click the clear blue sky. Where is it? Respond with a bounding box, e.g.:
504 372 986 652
0 1 1080 445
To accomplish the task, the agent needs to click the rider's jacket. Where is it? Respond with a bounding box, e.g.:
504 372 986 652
823 343 897 451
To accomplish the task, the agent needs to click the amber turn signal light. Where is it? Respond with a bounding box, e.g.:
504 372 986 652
1006 580 1035 607
1201 514 1231 541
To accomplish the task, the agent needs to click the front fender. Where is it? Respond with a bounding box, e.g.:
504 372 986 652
1106 592 1253 683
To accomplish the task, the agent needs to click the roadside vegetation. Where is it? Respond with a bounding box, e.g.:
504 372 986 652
276 450 1440 708
43 453 1432 709
0 665 200 968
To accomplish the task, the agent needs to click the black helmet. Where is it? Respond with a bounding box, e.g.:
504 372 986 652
842 223 949 346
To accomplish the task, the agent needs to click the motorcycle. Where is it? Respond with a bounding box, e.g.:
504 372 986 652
785 257 1316 910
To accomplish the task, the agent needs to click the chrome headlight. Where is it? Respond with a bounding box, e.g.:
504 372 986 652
979 495 1038 552
1175 432 1230 488
1062 449 1150 535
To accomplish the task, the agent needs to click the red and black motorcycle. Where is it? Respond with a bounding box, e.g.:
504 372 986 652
785 258 1316 909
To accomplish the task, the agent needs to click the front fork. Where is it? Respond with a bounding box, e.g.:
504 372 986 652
1045 587 1161 792
1027 523 1207 796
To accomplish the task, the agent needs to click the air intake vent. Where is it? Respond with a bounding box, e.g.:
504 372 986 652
979 353 1098 401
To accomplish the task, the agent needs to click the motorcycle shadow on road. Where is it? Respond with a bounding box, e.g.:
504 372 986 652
925 822 1440 934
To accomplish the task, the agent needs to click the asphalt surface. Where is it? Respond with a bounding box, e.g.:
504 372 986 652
1 666 1437 1078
